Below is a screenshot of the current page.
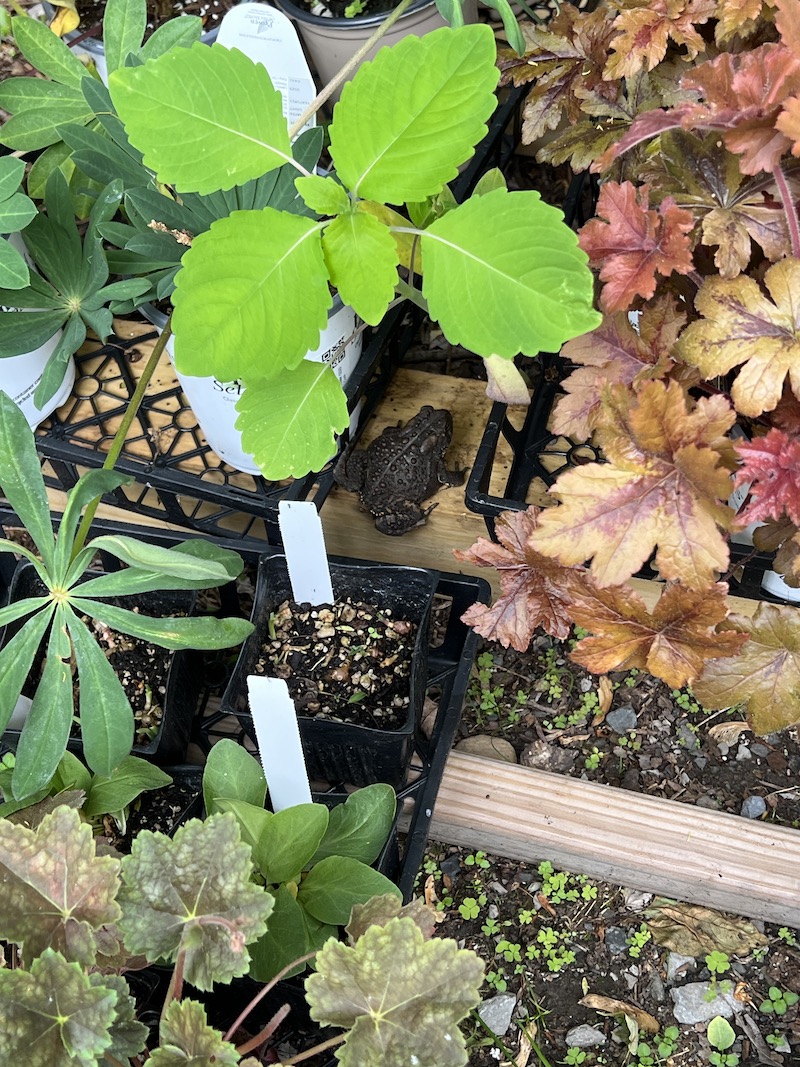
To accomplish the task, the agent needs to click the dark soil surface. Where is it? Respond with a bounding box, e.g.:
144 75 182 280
416 842 800 1067
71 0 236 39
457 636 800 830
252 596 416 730
99 770 202 851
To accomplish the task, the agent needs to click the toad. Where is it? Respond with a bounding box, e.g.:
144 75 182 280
334 406 465 535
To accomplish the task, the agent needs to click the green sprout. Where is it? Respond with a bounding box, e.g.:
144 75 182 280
759 986 799 1016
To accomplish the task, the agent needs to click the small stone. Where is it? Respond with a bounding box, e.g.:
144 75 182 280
751 743 770 758
439 855 463 882
648 972 666 1004
670 982 745 1024
677 722 700 750
741 795 767 819
456 736 517 764
487 903 499 919
489 881 508 895
666 953 696 982
478 994 516 1036
695 795 720 810
735 744 752 761
565 1024 606 1048
606 706 638 733
694 756 707 770
520 739 576 773
604 927 629 955
622 889 653 911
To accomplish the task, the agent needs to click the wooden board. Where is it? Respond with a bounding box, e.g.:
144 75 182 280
424 752 800 926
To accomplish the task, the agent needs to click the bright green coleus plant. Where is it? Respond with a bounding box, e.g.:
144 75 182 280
0 391 254 800
108 24 600 479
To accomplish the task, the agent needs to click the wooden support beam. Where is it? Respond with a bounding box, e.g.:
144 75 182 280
425 751 800 926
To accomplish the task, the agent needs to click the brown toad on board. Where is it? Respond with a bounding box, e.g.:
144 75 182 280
334 406 465 535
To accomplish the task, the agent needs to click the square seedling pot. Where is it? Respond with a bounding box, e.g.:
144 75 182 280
1 561 202 766
220 554 439 788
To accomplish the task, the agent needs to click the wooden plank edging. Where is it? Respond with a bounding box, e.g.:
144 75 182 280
425 751 800 926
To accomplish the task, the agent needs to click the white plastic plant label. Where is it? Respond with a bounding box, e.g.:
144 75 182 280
248 675 312 811
216 4 316 135
278 500 334 605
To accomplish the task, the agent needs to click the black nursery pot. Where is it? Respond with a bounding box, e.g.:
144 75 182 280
221 555 438 788
0 562 202 766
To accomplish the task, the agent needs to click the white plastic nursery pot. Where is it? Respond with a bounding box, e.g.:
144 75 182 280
143 300 363 476
1 235 75 428
276 0 477 103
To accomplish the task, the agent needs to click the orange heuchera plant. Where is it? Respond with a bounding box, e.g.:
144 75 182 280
458 0 800 735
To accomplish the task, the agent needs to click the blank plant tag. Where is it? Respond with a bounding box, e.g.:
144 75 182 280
248 675 312 811
278 500 334 606
216 3 316 134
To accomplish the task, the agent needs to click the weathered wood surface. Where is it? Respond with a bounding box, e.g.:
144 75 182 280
424 752 800 927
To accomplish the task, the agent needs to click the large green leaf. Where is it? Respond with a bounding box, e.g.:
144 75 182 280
0 608 54 734
0 94 93 152
254 803 329 884
330 25 498 204
69 596 254 650
311 784 396 866
0 309 67 355
421 187 601 357
84 757 172 818
109 43 293 193
87 534 245 583
66 612 135 778
306 918 484 1067
103 0 146 75
297 855 400 926
322 210 399 325
247 883 309 983
236 362 349 480
0 949 118 1067
171 208 329 380
150 999 239 1067
0 805 121 966
11 15 89 87
0 237 30 289
12 605 75 800
202 738 266 816
118 813 274 989
0 392 56 571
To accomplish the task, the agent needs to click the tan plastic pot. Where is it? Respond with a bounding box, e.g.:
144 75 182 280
277 0 477 103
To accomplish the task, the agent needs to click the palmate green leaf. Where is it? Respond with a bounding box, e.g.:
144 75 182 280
310 784 396 866
0 593 51 628
0 94 94 152
69 595 254 650
0 608 54 735
330 26 498 204
53 468 132 583
66 612 135 777
103 0 146 75
0 392 57 570
0 949 118 1067
421 187 601 357
0 310 68 356
322 210 399 325
12 605 75 800
84 757 172 818
89 973 148 1061
202 738 266 816
0 237 30 289
297 856 400 926
247 884 309 983
0 805 121 965
118 812 274 989
140 13 203 59
172 208 328 380
306 918 484 1067
87 533 245 584
237 362 349 480
255 803 329 884
34 313 86 406
150 1000 239 1067
11 15 89 87
109 43 292 193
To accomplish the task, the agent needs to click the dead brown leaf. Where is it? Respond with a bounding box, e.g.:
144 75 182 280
598 675 614 714
515 1030 532 1067
644 898 769 956
707 720 751 745
580 994 659 1033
